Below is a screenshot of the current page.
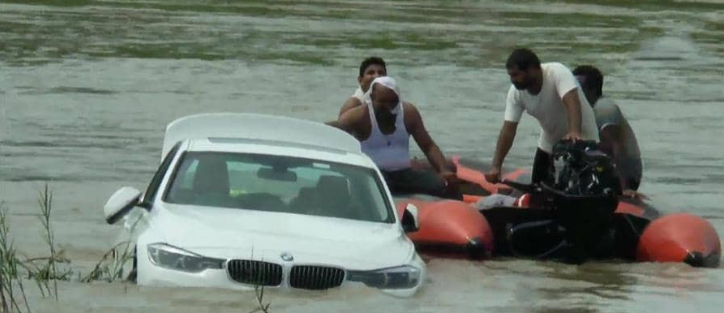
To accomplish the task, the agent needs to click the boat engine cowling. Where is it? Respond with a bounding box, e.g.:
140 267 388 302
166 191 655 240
551 139 621 197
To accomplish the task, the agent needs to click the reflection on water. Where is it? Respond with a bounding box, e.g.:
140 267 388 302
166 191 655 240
1 0 723 312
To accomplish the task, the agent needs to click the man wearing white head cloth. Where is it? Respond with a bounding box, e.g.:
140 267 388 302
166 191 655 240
330 76 460 199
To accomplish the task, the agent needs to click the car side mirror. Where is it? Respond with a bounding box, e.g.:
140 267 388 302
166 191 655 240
401 203 420 233
104 187 142 225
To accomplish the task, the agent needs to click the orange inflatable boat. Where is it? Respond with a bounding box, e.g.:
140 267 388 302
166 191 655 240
396 155 721 267
395 197 493 260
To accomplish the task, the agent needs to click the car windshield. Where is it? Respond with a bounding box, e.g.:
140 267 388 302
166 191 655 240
164 152 394 223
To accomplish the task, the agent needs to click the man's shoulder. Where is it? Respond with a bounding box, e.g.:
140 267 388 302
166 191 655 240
402 101 416 109
340 102 368 120
341 96 363 111
402 101 421 120
542 62 570 73
594 97 621 112
401 101 425 131
542 62 578 96
506 84 521 100
593 97 624 125
346 96 364 108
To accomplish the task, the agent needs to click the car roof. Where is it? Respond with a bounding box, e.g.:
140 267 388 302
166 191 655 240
162 113 362 161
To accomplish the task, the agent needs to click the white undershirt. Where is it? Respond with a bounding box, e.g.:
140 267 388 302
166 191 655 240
360 102 411 171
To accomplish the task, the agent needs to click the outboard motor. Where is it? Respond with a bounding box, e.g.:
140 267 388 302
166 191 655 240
501 140 621 263
548 140 620 263
552 140 621 197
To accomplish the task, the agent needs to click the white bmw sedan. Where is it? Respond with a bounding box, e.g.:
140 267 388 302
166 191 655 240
104 113 425 297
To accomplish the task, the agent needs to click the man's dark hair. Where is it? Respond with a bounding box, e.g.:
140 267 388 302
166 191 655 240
359 57 386 77
573 65 604 98
505 48 541 71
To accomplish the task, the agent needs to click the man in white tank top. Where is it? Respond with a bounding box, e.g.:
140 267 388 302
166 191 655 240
485 48 599 185
330 77 460 199
338 57 387 117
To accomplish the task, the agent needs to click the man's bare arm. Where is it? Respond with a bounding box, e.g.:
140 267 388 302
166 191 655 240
339 97 362 117
561 89 583 138
406 104 451 174
327 106 364 139
600 125 628 189
487 121 519 183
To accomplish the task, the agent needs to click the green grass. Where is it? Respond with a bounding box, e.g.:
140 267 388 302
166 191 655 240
555 0 724 11
2 0 93 7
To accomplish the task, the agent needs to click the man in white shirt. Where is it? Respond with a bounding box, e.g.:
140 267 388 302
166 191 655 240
485 48 599 185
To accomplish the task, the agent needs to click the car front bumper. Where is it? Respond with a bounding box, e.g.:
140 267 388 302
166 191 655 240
136 247 425 297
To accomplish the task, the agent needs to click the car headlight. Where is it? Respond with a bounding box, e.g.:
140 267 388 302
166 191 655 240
347 265 421 289
147 243 225 273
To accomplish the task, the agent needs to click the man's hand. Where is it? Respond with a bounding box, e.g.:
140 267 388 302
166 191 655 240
484 168 501 184
563 131 582 142
440 170 460 186
622 189 649 200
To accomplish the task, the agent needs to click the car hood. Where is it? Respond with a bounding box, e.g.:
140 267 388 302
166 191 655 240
146 203 414 270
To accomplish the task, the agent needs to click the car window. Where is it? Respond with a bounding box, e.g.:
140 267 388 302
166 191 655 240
142 142 181 205
164 152 393 223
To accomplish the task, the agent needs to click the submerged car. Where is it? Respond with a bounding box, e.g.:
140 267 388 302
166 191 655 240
104 113 425 296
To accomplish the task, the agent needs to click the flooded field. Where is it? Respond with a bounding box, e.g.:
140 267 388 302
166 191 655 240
1 0 723 312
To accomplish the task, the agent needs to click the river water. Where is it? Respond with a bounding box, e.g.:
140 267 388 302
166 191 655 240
1 0 723 312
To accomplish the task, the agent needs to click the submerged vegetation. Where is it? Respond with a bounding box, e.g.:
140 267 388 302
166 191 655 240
250 285 271 313
0 184 271 312
81 241 135 284
0 185 129 311
0 202 31 313
0 185 80 312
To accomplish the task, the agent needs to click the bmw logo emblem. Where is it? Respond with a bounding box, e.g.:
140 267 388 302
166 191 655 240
280 252 294 262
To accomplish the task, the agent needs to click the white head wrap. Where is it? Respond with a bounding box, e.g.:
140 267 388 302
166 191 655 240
364 76 402 114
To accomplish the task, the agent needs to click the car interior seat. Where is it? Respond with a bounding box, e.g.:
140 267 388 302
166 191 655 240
314 175 352 218
193 156 231 206
290 175 352 218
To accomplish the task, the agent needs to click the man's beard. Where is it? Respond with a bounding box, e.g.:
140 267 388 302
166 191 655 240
374 107 397 123
513 81 528 90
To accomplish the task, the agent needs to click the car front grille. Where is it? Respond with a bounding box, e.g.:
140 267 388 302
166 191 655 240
227 259 283 286
289 265 345 290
